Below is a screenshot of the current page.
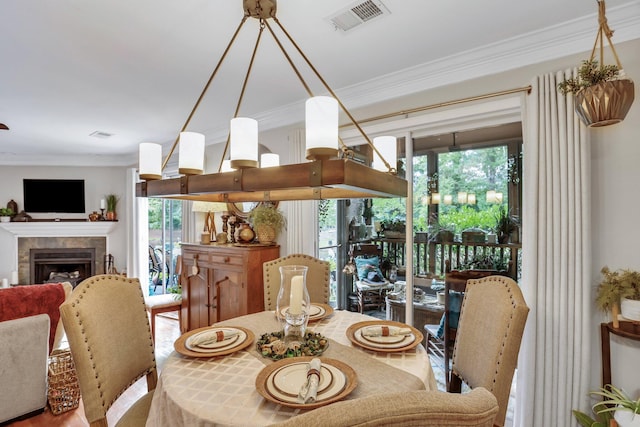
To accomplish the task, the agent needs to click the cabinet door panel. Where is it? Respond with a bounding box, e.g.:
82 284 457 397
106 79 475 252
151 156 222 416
183 269 211 330
212 269 245 322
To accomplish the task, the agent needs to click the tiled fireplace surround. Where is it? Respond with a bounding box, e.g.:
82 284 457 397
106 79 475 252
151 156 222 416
17 236 107 285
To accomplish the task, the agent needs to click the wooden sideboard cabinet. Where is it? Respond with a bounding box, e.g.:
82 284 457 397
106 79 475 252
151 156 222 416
179 243 280 332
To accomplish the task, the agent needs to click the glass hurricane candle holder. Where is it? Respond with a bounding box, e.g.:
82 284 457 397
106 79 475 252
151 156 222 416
277 265 310 342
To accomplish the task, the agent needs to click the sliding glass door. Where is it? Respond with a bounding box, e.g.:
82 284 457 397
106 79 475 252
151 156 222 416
148 198 182 295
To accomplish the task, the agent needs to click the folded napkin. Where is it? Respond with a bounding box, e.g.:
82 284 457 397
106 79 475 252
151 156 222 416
297 358 321 404
191 329 238 347
362 325 412 337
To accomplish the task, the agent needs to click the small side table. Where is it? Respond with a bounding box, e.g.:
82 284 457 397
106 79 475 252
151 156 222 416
600 320 640 389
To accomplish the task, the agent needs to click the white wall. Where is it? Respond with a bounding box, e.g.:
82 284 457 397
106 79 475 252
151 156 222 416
0 165 129 280
590 39 640 394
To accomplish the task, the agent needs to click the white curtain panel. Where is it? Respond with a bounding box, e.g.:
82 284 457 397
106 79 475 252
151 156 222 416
183 200 195 244
516 70 592 426
285 128 318 256
125 168 149 290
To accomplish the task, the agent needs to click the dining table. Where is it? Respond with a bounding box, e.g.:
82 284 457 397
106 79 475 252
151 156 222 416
146 309 437 426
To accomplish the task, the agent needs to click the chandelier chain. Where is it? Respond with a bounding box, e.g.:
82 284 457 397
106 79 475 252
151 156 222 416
219 20 266 169
272 17 393 173
162 16 249 171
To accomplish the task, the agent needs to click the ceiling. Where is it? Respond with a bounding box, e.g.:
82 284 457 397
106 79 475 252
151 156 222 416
1 0 639 167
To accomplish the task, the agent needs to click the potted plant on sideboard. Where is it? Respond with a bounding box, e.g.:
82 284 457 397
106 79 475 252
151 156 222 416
248 203 286 245
596 266 640 327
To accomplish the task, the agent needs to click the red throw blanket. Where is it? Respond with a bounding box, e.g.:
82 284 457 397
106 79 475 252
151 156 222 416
0 283 66 354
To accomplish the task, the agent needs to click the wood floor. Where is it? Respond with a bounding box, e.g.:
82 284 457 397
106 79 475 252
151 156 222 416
4 313 181 427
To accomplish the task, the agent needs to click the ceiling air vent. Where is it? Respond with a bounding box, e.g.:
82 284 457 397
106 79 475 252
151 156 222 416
89 131 113 139
327 0 391 33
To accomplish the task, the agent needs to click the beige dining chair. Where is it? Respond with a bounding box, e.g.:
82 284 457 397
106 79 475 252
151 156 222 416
263 254 330 310
60 274 157 427
271 387 498 427
449 275 529 427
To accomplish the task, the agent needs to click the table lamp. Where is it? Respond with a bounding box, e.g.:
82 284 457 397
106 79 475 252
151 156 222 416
192 201 228 244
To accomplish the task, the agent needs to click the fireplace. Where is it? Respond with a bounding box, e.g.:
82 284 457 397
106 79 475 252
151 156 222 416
30 248 96 288
17 236 107 285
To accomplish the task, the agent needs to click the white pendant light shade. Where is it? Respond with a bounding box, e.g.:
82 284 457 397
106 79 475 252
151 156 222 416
431 193 440 204
178 132 205 175
486 190 496 203
230 117 258 169
443 194 453 205
467 193 476 205
495 192 503 204
305 96 339 160
260 153 280 168
457 191 468 204
372 136 397 172
139 142 162 180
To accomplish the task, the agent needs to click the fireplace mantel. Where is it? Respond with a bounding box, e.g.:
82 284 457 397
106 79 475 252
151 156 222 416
0 221 116 237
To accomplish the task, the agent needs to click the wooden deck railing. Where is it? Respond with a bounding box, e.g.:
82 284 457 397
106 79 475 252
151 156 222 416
371 237 522 281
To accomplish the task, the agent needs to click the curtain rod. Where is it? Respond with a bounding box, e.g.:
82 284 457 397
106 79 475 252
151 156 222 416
340 85 532 128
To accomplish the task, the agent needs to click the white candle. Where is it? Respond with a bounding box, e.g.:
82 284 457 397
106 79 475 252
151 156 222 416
10 271 18 285
100 199 106 210
289 276 304 315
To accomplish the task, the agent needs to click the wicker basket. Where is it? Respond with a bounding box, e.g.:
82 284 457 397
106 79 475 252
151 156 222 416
47 349 80 415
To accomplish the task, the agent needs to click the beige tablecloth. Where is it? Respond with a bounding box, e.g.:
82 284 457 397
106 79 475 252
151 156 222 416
146 310 436 426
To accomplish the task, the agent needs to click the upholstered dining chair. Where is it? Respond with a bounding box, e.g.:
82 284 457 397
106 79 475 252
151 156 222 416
271 387 499 427
263 254 330 310
449 275 529 427
425 268 499 389
60 275 157 427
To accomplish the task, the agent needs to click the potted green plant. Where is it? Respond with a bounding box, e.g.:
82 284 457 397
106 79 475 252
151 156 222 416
596 266 640 325
248 204 286 245
494 207 518 244
381 218 405 239
0 207 14 222
105 194 119 221
573 385 640 427
557 59 634 127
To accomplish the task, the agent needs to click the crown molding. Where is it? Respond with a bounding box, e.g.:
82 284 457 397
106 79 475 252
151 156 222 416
240 2 640 132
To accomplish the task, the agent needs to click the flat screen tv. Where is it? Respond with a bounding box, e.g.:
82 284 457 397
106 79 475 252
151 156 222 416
23 179 86 214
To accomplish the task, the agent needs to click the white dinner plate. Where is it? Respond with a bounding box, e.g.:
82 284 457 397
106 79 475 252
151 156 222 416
278 304 324 319
265 361 346 404
360 332 406 345
185 328 247 353
355 328 416 349
271 362 334 397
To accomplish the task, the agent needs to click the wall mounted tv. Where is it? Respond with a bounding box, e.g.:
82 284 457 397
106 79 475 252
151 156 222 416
23 179 86 214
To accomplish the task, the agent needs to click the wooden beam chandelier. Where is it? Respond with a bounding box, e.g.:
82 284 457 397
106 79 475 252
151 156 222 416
136 0 407 203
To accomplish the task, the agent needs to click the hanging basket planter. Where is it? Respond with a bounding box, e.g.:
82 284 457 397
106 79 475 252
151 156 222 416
557 0 635 127
575 79 635 127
